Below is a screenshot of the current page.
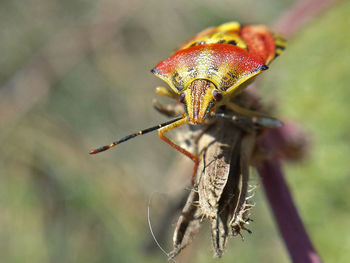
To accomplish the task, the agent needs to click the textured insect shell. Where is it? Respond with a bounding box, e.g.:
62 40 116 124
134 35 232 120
240 25 277 65
151 43 267 96
177 22 284 67
177 21 246 51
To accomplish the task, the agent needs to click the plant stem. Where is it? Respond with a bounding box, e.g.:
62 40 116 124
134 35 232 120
258 160 322 263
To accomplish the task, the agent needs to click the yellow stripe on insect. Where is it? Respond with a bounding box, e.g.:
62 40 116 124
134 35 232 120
217 21 241 32
273 34 287 57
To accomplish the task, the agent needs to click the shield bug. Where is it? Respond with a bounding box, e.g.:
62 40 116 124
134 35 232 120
90 21 286 179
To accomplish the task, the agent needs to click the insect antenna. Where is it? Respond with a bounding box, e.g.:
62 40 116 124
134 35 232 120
89 116 184 154
213 113 282 127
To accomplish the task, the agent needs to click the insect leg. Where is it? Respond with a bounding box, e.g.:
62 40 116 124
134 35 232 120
155 86 178 99
158 117 199 184
153 99 184 117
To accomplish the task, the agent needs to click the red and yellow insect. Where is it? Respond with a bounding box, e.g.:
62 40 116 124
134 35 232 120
90 21 286 177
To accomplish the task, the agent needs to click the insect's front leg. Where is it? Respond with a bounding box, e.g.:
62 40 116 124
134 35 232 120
155 86 178 99
153 99 184 117
154 86 184 117
158 117 199 185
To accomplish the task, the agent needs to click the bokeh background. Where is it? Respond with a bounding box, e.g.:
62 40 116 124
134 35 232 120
1 0 349 262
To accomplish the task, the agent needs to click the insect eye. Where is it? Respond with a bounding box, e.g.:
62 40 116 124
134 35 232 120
179 92 185 103
212 90 223 102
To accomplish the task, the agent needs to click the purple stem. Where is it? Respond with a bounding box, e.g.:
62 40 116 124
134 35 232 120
254 0 339 261
258 161 322 263
273 0 338 37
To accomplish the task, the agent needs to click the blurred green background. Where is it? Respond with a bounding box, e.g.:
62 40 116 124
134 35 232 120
1 0 349 262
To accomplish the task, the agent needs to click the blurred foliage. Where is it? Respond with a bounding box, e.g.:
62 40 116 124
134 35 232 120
0 0 349 262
